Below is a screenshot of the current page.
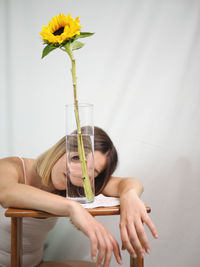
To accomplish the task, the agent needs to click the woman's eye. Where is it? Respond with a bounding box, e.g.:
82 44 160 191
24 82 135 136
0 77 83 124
71 155 80 161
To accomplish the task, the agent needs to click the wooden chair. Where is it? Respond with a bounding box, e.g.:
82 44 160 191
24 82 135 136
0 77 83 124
5 206 151 267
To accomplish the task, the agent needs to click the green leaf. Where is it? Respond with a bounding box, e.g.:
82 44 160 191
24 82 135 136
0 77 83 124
71 40 84 51
41 44 57 59
76 32 94 39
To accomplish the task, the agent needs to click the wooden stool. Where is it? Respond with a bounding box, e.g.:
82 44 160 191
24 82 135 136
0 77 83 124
5 206 151 267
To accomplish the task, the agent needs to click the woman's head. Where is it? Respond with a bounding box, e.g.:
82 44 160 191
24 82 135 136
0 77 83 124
36 126 118 195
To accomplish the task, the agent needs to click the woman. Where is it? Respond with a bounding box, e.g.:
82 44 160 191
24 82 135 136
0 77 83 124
0 127 158 267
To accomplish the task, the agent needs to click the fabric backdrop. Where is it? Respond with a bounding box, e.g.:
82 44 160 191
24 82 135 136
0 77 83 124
1 0 200 266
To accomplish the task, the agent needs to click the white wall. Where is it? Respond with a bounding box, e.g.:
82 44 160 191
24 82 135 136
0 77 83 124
1 0 200 266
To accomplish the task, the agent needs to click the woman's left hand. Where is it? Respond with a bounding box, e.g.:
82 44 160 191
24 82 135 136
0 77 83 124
119 189 158 258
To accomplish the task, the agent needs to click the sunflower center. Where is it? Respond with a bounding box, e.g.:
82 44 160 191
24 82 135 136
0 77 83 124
53 27 65 36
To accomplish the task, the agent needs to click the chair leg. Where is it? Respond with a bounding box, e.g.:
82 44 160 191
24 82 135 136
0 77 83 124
130 256 144 267
11 217 23 267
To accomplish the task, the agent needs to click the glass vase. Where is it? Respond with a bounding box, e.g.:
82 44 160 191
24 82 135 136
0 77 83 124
65 103 95 203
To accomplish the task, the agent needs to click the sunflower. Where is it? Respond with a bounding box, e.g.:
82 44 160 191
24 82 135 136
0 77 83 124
40 13 82 44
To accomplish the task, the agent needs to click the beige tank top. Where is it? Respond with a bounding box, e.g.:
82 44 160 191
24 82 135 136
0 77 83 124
0 157 58 267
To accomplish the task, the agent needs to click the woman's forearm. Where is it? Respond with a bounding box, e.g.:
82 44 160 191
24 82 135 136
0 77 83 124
118 177 144 197
102 176 144 197
2 183 75 216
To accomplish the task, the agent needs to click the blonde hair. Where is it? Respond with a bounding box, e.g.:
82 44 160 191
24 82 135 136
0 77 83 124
36 137 66 186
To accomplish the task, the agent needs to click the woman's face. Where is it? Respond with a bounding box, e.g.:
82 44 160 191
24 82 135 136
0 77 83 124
51 151 107 190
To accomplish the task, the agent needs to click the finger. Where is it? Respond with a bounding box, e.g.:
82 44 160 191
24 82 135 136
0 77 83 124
101 229 120 267
89 232 98 261
111 237 122 265
144 215 159 239
96 230 106 266
127 221 145 258
119 221 137 258
102 237 113 267
135 219 151 254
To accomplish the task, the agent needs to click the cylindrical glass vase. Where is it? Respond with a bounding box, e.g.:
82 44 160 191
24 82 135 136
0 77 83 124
65 103 95 203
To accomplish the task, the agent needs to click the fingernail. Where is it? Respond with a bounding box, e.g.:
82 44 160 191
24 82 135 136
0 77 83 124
146 248 151 254
155 234 159 238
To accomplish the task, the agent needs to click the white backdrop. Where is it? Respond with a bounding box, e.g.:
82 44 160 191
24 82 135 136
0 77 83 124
1 0 200 266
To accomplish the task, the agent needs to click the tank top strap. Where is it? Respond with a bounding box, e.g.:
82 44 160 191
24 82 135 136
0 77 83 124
18 157 27 184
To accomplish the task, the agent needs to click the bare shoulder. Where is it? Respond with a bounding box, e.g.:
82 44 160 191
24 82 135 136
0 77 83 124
0 157 25 207
0 157 23 183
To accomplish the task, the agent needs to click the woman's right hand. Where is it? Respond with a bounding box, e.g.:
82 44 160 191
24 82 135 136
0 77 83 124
69 201 122 267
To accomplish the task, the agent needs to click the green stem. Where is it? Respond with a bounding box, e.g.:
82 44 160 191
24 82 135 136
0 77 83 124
65 45 94 201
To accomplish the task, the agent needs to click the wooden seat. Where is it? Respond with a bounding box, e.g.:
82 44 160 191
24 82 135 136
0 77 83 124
5 206 151 267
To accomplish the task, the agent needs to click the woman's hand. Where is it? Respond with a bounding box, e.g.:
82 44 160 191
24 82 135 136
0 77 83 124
69 201 122 267
119 189 158 258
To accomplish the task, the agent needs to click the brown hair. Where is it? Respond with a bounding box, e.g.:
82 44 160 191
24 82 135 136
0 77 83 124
93 127 118 194
36 126 118 195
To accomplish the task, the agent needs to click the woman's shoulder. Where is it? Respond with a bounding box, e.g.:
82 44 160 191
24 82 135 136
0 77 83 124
0 157 24 181
0 156 23 166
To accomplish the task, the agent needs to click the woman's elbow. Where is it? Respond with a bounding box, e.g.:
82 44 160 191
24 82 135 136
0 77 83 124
0 192 9 208
0 187 13 208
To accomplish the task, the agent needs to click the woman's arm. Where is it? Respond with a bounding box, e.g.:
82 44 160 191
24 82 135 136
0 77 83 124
0 158 74 215
102 176 143 197
0 158 122 267
102 176 158 259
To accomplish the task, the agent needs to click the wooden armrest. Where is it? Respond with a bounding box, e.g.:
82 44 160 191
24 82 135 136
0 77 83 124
5 206 151 218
